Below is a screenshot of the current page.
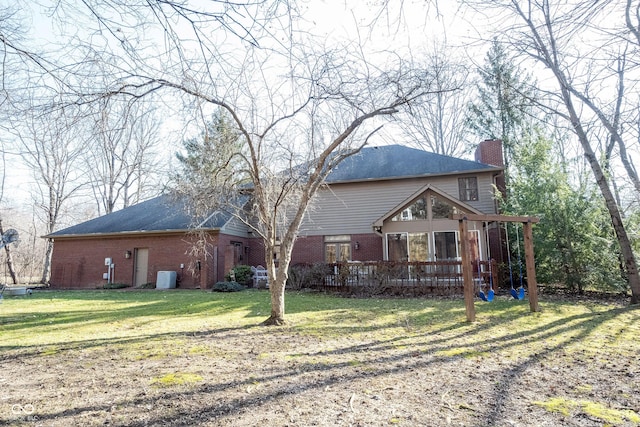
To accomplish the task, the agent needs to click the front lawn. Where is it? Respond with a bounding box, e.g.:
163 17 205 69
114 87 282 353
1 290 638 426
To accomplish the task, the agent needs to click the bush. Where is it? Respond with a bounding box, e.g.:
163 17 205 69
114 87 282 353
287 263 332 289
103 282 130 289
212 281 245 292
135 282 156 289
225 265 253 286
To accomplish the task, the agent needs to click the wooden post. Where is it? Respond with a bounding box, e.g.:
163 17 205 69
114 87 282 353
523 221 539 312
458 217 476 322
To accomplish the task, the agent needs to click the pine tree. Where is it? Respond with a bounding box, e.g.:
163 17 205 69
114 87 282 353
467 38 536 171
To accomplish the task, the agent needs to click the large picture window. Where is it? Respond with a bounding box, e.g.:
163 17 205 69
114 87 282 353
458 177 479 201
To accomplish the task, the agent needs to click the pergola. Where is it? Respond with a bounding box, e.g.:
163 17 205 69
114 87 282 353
452 213 541 322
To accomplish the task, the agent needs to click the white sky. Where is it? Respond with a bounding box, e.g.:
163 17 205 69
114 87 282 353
0 0 495 221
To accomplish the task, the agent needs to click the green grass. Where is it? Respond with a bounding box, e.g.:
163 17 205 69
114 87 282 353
2 289 639 425
534 398 640 424
2 289 638 361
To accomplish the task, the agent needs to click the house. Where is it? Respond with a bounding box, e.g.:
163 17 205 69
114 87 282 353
46 139 505 289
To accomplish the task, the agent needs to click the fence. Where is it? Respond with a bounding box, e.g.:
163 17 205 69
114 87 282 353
287 260 497 297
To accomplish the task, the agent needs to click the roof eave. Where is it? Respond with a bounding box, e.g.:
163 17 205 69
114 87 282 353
43 228 220 240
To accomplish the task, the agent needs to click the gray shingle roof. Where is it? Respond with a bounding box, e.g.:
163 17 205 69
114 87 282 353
50 145 500 237
48 194 231 237
325 144 500 183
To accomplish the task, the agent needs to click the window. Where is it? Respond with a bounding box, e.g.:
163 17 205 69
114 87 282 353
325 235 351 263
433 231 458 260
386 233 408 261
391 197 427 221
458 177 479 201
408 233 429 262
431 195 460 219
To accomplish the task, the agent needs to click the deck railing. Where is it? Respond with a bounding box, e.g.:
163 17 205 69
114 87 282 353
287 260 497 297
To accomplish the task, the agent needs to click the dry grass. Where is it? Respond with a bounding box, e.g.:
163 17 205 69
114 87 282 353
1 289 639 426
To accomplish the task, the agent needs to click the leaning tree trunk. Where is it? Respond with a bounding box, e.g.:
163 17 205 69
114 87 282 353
0 219 18 284
41 239 54 284
562 87 640 304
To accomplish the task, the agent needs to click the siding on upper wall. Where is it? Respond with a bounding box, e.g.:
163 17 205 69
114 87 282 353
221 215 250 237
300 172 498 236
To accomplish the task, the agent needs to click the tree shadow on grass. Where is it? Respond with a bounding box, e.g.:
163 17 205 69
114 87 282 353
5 298 637 426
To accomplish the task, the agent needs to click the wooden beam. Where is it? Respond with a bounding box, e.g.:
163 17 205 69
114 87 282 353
458 218 476 322
451 213 540 224
523 222 539 312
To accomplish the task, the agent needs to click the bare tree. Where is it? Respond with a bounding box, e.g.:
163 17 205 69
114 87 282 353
0 152 18 284
14 107 88 284
171 46 433 325
87 98 162 215
37 0 438 323
398 42 471 157
462 0 640 304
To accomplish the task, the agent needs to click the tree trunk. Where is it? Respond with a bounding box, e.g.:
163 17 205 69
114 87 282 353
41 239 54 284
0 219 18 284
262 256 287 326
510 0 640 304
561 87 640 304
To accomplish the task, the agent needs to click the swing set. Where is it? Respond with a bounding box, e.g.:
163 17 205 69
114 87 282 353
453 213 540 322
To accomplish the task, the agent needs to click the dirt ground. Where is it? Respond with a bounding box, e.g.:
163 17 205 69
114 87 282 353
1 296 639 427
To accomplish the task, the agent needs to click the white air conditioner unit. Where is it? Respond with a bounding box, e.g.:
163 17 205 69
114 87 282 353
156 271 177 289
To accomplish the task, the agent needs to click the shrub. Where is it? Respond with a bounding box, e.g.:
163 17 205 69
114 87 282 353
287 263 332 290
212 281 245 292
135 282 156 289
225 265 253 285
103 282 130 289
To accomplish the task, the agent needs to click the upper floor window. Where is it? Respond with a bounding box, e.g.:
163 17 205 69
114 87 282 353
458 177 479 201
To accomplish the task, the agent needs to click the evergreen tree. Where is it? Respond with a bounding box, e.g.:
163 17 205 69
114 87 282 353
467 38 536 171
504 132 625 293
175 109 247 212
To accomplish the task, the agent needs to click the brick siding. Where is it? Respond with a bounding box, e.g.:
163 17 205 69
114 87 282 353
48 232 252 289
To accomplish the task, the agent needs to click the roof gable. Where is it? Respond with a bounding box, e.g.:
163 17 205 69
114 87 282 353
373 184 483 228
325 145 501 183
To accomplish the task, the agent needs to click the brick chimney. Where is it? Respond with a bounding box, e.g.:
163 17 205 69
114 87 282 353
474 139 504 167
475 139 506 206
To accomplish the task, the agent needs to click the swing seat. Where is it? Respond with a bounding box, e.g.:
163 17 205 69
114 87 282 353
510 287 525 300
478 288 495 302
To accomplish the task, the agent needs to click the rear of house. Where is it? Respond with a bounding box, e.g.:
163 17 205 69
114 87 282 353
290 140 505 267
46 140 505 289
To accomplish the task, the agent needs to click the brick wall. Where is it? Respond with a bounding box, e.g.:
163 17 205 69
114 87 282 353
290 235 324 265
349 233 384 261
289 233 383 265
48 232 249 289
